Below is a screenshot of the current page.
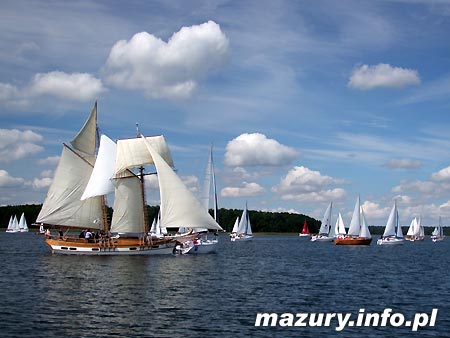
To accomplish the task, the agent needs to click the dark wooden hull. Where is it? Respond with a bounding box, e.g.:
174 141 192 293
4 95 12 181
334 237 372 246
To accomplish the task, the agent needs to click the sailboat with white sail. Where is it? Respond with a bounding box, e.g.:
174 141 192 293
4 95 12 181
431 216 445 242
181 145 222 254
377 200 404 245
334 212 346 239
39 102 193 255
5 215 19 233
335 196 372 245
405 216 424 241
311 202 334 242
230 203 253 241
18 213 29 232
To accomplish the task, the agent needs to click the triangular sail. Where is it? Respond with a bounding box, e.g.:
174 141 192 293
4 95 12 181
231 217 239 233
237 204 251 235
36 145 103 229
359 206 371 238
395 209 404 238
347 196 361 237
142 136 223 231
19 213 29 232
301 220 309 234
383 201 397 237
81 135 117 200
319 202 332 235
6 216 13 231
71 101 97 158
335 213 346 236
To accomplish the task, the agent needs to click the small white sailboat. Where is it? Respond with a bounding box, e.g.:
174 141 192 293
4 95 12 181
18 213 29 232
230 217 239 238
335 196 372 245
311 202 334 242
377 200 404 245
230 203 253 241
183 145 221 254
405 216 424 241
5 215 19 233
431 216 445 242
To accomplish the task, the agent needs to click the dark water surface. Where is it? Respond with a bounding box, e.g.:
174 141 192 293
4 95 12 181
1 233 449 337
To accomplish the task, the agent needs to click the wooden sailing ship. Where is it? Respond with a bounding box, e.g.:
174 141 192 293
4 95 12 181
38 102 221 255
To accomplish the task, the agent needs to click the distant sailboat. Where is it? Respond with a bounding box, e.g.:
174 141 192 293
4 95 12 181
405 216 424 241
377 200 404 245
431 216 445 242
230 203 253 241
18 213 29 232
311 202 334 242
299 220 310 237
335 196 372 245
181 145 222 254
5 215 19 233
334 212 346 239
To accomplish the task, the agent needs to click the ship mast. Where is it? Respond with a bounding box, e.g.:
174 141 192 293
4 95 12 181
136 123 149 233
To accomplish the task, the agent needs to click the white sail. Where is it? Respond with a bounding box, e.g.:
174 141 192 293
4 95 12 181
18 212 29 232
335 213 346 236
383 201 398 237
6 215 13 232
407 218 417 236
237 204 251 235
115 136 174 175
231 217 239 233
71 102 97 158
347 196 361 237
110 175 144 234
36 145 104 229
13 215 20 232
142 137 223 231
319 202 332 235
359 206 371 238
81 135 117 200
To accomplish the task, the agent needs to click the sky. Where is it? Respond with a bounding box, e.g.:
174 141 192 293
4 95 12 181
1 0 450 228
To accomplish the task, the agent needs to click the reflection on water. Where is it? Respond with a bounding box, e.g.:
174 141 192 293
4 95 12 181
0 233 449 337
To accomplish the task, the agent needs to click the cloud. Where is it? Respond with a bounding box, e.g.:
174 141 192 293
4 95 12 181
0 129 44 162
37 156 60 166
224 133 299 166
272 166 346 202
0 83 19 101
348 63 420 90
103 21 229 99
29 177 53 190
0 170 25 187
28 71 105 101
383 158 422 170
431 165 450 181
221 182 265 197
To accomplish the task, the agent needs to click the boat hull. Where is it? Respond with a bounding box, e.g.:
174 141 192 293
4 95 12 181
335 237 372 245
45 237 175 255
298 234 310 237
376 237 404 245
230 234 253 242
187 240 218 254
310 235 334 242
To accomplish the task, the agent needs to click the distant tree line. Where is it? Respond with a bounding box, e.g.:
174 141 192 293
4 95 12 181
0 204 445 236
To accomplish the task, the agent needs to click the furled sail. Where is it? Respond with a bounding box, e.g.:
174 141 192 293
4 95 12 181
81 134 117 200
36 145 103 229
142 137 223 231
115 136 174 175
110 175 144 234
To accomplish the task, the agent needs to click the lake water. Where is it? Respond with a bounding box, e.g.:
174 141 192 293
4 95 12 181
0 232 448 337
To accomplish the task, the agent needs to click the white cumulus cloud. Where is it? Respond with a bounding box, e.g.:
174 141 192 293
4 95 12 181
103 20 229 99
221 182 265 197
348 63 420 90
0 129 44 162
431 165 450 181
224 133 299 166
0 170 25 187
28 71 105 101
272 166 346 202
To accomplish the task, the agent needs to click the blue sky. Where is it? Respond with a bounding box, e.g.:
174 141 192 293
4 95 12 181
1 0 450 228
